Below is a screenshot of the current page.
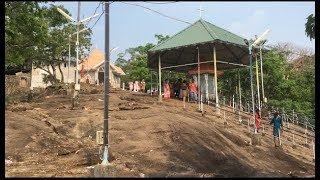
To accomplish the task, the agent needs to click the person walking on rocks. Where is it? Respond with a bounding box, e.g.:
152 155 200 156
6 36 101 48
270 112 283 147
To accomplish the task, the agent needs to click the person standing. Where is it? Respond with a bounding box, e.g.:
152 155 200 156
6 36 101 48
164 79 171 99
140 79 146 93
178 78 183 99
128 81 133 91
270 112 283 147
181 80 188 110
255 108 261 133
189 79 197 103
137 80 141 92
174 79 181 98
133 80 138 92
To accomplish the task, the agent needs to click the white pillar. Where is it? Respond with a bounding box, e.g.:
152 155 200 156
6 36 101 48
255 55 261 115
204 74 209 102
201 95 203 112
197 47 201 111
238 71 242 111
213 45 219 113
232 94 235 112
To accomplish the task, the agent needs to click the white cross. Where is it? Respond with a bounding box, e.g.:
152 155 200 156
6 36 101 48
197 4 205 18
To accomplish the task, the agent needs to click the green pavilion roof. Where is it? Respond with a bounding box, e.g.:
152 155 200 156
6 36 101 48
147 18 255 72
149 19 247 52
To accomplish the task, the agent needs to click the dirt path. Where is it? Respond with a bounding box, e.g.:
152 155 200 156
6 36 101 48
5 90 315 177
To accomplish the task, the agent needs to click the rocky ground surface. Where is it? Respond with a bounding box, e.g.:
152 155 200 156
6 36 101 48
5 86 315 177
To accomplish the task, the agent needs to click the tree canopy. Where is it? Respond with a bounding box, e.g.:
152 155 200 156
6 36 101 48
305 14 315 41
5 2 92 84
115 34 188 92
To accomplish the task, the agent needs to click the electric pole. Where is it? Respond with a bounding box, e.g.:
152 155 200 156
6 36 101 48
102 1 110 165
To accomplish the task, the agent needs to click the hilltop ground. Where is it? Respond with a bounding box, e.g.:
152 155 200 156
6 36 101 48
5 86 315 177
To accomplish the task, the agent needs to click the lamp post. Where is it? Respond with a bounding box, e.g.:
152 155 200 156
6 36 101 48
68 28 89 84
57 3 98 108
102 1 110 165
57 3 99 88
259 40 267 104
245 29 270 134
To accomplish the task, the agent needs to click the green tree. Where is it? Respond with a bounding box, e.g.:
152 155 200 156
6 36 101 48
154 34 170 44
115 34 188 92
5 2 92 84
305 14 315 40
5 2 48 70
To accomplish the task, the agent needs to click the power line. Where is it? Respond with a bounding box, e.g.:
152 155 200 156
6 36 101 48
120 2 193 25
90 9 104 30
143 1 178 4
120 2 314 59
89 2 111 30
84 2 102 27
85 1 114 28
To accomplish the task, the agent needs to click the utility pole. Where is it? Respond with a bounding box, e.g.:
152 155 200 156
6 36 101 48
102 1 110 165
75 1 80 87
57 2 98 107
68 28 88 84
197 47 200 111
245 29 270 135
255 53 261 116
259 42 266 104
68 35 71 83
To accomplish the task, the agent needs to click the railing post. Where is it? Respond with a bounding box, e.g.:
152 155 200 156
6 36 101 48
292 109 295 125
312 140 315 161
232 94 235 112
200 95 203 113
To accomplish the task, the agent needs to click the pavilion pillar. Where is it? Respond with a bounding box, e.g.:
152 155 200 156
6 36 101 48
197 47 201 111
255 55 261 116
158 54 162 102
238 70 242 123
213 45 219 113
204 74 209 102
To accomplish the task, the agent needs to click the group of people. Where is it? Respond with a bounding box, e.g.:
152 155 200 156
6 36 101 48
255 108 284 147
163 78 199 110
163 78 198 100
128 79 146 92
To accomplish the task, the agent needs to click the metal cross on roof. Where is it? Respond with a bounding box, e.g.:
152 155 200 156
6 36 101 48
197 4 205 19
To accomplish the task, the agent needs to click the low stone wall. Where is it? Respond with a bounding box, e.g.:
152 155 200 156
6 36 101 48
5 74 30 96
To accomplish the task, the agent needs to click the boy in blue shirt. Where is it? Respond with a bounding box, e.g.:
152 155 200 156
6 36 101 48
270 112 283 147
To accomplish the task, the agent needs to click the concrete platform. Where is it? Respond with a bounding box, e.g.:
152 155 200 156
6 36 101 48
87 163 117 177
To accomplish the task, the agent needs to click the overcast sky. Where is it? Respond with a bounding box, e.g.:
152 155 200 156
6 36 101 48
52 1 315 61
